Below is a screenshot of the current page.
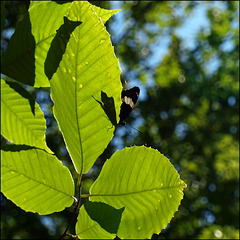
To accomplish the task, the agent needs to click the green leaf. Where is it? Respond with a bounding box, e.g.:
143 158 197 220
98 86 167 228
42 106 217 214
89 146 186 239
91 5 121 24
50 1 122 174
1 80 51 153
76 204 115 239
1 11 35 86
1 1 71 87
44 16 81 80
1 1 121 87
1 146 74 215
76 201 124 239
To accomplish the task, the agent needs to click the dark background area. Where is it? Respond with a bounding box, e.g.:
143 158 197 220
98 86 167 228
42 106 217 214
1 1 239 239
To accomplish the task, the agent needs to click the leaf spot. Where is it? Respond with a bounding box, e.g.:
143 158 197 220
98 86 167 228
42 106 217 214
99 39 105 45
72 76 76 81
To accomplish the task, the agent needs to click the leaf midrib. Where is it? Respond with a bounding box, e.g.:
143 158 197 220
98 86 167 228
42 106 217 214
2 163 72 198
74 13 84 175
89 185 185 197
1 96 45 146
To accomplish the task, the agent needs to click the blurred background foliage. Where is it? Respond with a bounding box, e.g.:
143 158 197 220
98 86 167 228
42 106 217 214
1 1 239 239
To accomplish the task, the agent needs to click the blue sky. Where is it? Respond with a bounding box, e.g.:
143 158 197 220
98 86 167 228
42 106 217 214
108 1 239 148
109 1 238 87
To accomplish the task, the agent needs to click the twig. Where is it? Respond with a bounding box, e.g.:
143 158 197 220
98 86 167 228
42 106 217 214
59 179 83 240
66 233 79 239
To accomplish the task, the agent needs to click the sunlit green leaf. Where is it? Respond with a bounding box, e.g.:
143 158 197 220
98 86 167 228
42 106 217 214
1 79 51 153
91 5 120 24
1 146 74 215
1 1 120 87
50 1 122 174
1 1 72 87
76 201 124 239
88 146 186 239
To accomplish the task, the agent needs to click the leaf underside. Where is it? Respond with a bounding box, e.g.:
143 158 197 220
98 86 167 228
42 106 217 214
50 1 122 174
76 146 186 239
1 147 74 215
1 79 51 153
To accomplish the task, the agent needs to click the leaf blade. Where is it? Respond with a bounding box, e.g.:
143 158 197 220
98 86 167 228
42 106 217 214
91 4 120 24
1 80 51 153
1 146 74 215
76 203 115 239
1 1 71 87
50 1 122 174
76 201 124 239
89 146 186 239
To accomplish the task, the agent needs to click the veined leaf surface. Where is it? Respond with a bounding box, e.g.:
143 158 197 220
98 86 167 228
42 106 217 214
1 147 74 215
76 201 123 239
91 5 120 24
87 146 186 239
1 1 120 87
50 1 122 174
1 80 51 153
1 1 71 87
